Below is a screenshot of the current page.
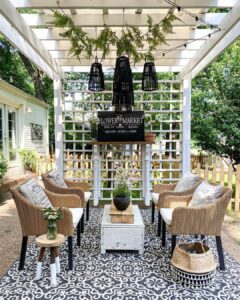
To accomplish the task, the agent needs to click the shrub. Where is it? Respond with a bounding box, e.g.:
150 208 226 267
0 153 8 179
18 149 38 172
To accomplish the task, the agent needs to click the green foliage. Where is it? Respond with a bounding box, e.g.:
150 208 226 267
0 153 8 179
18 149 38 172
192 39 240 169
113 169 131 197
51 12 178 63
42 207 63 223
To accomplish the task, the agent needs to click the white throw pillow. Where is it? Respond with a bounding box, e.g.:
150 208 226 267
20 178 52 208
48 170 67 188
188 181 223 207
151 192 159 205
174 172 200 192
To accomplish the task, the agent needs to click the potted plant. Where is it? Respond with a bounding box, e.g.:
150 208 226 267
113 169 131 211
87 113 99 140
42 207 63 240
18 149 38 173
144 114 155 143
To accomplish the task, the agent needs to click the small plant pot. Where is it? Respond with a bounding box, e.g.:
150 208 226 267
113 194 130 211
145 132 155 143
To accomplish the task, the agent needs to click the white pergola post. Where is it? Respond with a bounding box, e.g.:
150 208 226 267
54 79 63 174
182 76 192 174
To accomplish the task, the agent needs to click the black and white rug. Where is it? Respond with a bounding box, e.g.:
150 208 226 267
0 208 240 300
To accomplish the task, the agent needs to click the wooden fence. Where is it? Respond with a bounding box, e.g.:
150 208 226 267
191 159 240 212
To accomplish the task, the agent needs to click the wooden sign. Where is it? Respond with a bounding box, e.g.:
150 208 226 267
97 111 144 141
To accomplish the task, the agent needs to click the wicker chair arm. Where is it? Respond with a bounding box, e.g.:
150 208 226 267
153 183 177 193
45 190 82 208
64 179 90 191
170 204 219 236
160 194 192 209
56 207 74 236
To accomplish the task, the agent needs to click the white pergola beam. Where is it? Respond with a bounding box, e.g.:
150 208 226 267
56 58 190 66
62 65 183 73
50 49 197 60
0 0 61 79
181 0 240 78
11 0 237 9
21 13 226 27
33 28 212 41
42 39 205 51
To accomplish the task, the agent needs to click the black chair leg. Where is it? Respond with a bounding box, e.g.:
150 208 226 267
216 236 225 271
77 221 81 246
19 236 28 270
81 213 84 234
201 235 205 241
86 201 90 221
152 202 155 223
162 219 166 247
171 235 177 257
158 212 162 237
68 236 73 271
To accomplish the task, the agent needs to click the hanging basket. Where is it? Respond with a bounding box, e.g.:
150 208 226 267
171 241 216 287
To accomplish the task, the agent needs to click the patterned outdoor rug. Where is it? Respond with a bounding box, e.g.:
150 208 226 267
0 208 240 300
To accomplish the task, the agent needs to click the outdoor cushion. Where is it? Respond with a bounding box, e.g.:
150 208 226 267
188 181 223 207
174 172 199 192
160 208 173 225
151 192 159 205
48 170 67 188
69 208 83 227
84 192 91 202
19 178 52 208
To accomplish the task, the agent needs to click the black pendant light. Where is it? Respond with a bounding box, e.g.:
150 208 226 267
112 56 134 112
88 57 105 92
142 61 158 91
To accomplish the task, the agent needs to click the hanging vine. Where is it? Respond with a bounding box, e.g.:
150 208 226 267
51 11 179 63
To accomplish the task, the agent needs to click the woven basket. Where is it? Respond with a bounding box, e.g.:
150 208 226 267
171 242 216 273
171 242 216 287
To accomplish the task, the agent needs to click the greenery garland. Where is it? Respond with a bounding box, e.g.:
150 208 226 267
51 11 179 63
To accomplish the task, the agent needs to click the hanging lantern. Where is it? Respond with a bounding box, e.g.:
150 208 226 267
112 56 134 112
88 58 105 92
142 62 158 91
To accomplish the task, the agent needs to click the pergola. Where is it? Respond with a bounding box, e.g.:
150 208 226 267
0 0 240 178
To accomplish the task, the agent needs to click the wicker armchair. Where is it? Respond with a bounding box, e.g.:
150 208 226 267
152 179 202 236
160 187 232 270
11 182 84 271
42 172 91 228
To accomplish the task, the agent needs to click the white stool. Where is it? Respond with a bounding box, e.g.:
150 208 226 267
35 234 65 286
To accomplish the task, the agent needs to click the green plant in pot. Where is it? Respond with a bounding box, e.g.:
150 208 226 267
18 149 38 172
42 207 63 240
144 114 155 143
87 113 99 140
113 169 131 211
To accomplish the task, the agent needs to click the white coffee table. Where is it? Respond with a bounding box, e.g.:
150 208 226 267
101 205 144 254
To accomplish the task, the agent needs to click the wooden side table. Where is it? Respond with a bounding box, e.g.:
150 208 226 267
35 234 65 286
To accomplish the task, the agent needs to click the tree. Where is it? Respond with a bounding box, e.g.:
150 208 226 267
0 35 55 153
192 39 240 170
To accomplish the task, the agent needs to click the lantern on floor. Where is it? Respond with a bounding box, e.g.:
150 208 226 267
142 61 158 91
88 57 105 92
112 56 134 112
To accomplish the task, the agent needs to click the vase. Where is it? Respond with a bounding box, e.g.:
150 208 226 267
47 222 57 240
145 132 155 143
113 194 130 211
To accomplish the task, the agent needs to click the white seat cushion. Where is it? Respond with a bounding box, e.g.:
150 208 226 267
188 181 223 207
84 192 91 202
174 172 200 192
151 192 159 205
19 178 52 208
160 208 173 225
69 208 84 227
48 170 68 188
